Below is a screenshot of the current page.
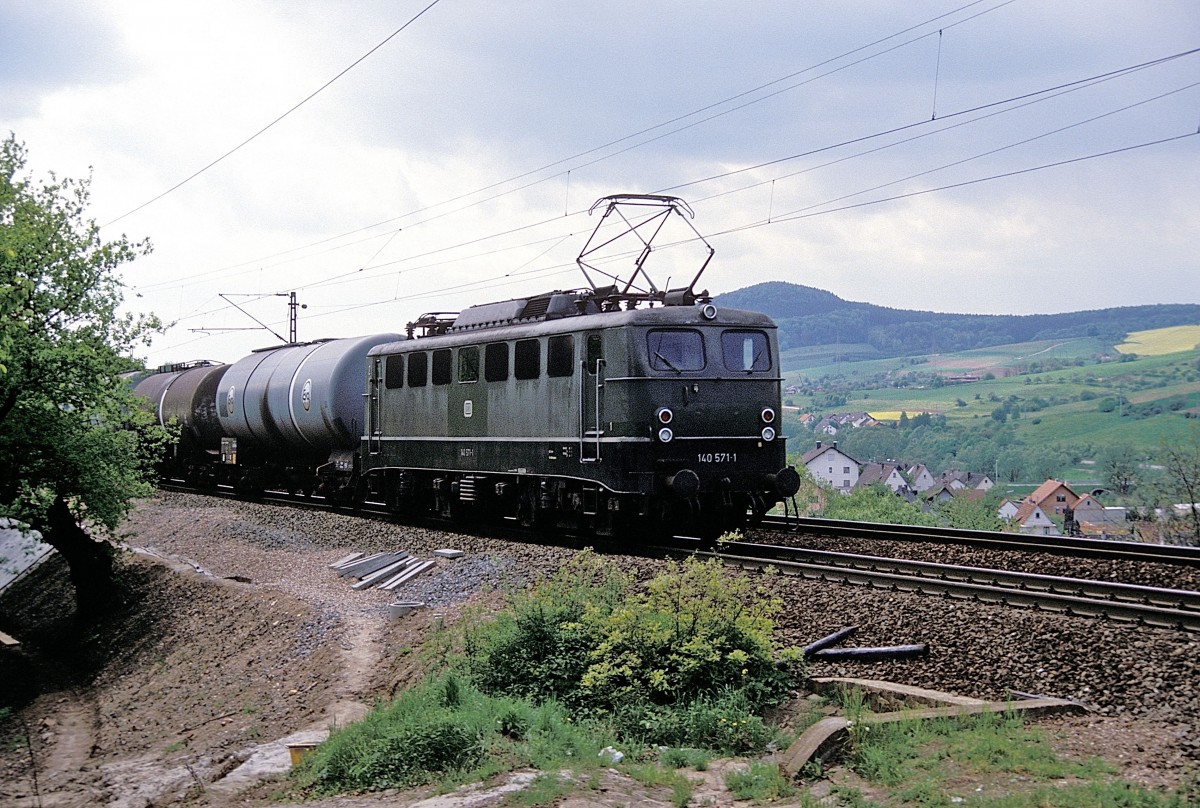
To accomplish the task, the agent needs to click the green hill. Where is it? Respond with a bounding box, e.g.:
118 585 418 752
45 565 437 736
715 282 1200 363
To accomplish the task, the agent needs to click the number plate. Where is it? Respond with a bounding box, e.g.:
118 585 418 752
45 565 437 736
697 452 737 463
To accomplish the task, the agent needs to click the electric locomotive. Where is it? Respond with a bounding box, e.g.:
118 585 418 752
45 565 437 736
359 195 800 537
360 289 799 537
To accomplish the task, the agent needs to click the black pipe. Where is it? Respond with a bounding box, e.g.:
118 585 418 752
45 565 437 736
809 643 929 662
803 626 859 656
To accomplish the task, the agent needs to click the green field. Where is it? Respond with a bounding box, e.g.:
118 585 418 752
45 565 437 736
784 329 1200 463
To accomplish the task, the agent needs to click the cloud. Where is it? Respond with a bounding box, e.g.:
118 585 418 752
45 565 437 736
2 0 1197 365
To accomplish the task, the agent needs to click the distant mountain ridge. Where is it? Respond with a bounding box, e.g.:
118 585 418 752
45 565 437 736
713 282 1200 359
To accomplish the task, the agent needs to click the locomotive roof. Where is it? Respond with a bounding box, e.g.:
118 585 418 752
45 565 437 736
370 299 775 355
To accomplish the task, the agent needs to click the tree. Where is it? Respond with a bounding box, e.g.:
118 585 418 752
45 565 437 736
1154 429 1200 545
1099 442 1141 496
0 135 165 611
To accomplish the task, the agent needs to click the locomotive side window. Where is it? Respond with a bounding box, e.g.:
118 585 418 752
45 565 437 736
514 339 540 380
384 354 404 389
547 335 574 377
586 333 603 374
458 346 480 383
485 343 509 382
648 329 704 372
432 349 452 385
407 351 428 387
721 330 771 372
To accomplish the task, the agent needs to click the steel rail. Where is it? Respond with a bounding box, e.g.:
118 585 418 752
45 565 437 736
759 515 1200 567
691 540 1200 633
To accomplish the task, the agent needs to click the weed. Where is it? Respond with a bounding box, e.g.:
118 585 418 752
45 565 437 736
724 761 795 801
659 746 711 770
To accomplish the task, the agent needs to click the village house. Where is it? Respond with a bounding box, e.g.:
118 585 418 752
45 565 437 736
997 498 1020 521
939 470 995 491
855 462 911 495
1071 494 1129 535
1024 479 1080 519
1012 500 1060 536
907 464 936 492
802 441 860 492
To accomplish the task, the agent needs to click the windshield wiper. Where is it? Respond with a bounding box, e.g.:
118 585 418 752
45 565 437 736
655 351 682 374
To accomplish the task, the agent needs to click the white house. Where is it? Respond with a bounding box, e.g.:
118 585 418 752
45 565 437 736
908 464 936 492
997 498 1020 521
1015 502 1059 536
802 441 860 492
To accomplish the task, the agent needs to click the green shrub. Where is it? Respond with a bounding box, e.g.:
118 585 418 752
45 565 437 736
461 550 628 709
459 550 800 751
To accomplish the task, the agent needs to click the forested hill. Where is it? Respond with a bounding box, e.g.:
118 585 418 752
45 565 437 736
713 282 1200 357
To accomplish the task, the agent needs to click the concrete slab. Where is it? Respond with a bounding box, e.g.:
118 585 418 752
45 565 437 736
350 558 412 590
380 558 436 590
208 728 329 796
781 681 1087 778
810 677 990 710
327 552 363 569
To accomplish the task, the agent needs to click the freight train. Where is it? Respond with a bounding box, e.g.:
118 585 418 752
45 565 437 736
132 196 801 537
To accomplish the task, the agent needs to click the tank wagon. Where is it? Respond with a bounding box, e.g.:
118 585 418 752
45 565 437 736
133 334 401 497
132 195 801 536
130 360 230 481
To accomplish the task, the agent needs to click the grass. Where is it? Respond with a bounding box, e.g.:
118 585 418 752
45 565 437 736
830 687 1200 808
291 673 612 796
724 760 796 801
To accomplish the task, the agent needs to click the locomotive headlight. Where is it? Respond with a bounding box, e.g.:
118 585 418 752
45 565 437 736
760 407 776 424
656 407 673 425
761 426 776 442
658 427 674 443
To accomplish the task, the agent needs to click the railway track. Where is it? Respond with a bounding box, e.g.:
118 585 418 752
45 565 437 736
161 484 1200 632
757 514 1200 567
700 539 1200 633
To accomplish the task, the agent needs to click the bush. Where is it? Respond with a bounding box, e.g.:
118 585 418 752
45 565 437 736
460 551 800 750
460 551 628 710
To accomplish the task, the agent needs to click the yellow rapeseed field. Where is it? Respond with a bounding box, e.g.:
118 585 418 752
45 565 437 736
1115 325 1200 356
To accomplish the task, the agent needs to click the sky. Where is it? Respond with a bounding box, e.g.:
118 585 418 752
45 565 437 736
3 0 1198 366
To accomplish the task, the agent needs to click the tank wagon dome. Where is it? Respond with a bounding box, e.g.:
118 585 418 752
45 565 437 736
132 361 229 448
217 333 402 455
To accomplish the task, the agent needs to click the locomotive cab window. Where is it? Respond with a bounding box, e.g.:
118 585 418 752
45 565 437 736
721 330 771 372
648 329 704 372
547 335 574 378
484 343 509 382
458 346 479 383
384 354 404 389
432 349 452 385
407 351 428 387
514 339 540 380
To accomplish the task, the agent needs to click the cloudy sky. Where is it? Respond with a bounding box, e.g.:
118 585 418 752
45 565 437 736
3 1 1197 365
